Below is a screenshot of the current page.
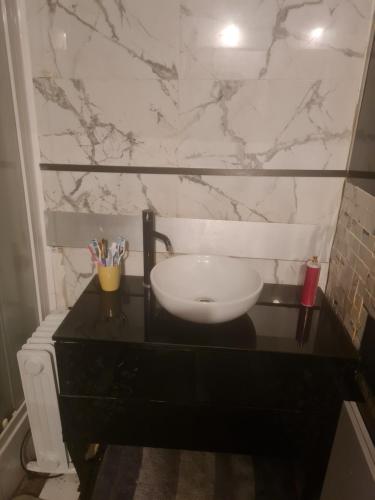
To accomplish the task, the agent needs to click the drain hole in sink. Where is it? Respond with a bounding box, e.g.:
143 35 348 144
195 297 216 303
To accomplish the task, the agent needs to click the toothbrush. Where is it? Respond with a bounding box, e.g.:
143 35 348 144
98 239 106 265
117 238 126 263
91 239 101 260
89 237 127 267
101 239 108 260
110 242 117 266
107 248 113 267
88 244 99 263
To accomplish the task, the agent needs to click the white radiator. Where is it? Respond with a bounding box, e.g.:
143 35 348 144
17 311 75 474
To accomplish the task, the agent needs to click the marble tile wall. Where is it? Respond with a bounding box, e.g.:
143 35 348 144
27 0 373 171
43 172 344 225
24 0 375 308
326 182 375 346
27 0 373 170
44 171 339 306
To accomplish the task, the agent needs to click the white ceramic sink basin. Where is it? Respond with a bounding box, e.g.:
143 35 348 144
150 255 263 324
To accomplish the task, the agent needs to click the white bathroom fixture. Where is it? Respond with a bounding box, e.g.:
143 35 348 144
17 311 75 475
151 254 263 324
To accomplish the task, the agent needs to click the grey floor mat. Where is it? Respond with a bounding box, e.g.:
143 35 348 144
13 496 41 500
92 446 298 500
92 446 256 500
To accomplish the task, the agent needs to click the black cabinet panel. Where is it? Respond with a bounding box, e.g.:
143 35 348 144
56 342 195 403
59 395 312 457
56 339 356 414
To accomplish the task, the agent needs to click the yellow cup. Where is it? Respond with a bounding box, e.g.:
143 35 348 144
97 264 121 292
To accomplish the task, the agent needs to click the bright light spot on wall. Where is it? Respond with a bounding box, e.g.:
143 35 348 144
309 27 324 41
51 29 67 50
219 24 241 47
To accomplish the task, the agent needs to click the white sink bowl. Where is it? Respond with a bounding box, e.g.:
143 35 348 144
150 255 263 324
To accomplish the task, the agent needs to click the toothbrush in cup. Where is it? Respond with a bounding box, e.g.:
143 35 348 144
88 237 127 267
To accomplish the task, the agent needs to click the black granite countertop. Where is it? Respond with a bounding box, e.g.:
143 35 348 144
54 276 357 361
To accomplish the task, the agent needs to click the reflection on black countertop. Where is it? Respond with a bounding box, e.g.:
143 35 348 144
54 275 356 361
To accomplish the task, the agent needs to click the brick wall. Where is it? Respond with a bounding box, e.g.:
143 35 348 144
327 181 375 347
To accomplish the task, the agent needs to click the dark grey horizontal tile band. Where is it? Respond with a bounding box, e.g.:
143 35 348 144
40 163 347 177
347 170 375 179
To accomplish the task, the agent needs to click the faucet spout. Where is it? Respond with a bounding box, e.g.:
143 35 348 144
142 209 173 287
153 231 173 254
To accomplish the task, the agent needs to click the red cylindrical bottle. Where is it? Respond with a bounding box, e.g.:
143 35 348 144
300 256 321 307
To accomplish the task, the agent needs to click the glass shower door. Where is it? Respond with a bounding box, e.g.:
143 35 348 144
0 0 40 423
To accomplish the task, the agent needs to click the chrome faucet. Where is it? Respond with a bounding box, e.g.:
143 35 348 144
142 209 173 287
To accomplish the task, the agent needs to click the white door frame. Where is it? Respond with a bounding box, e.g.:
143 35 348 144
2 0 56 317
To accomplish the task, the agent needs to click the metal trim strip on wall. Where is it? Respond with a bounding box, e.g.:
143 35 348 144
40 163 349 177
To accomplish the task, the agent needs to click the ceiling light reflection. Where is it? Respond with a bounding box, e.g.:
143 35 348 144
309 27 324 41
219 24 241 47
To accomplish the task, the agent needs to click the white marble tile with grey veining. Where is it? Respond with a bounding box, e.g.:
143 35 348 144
179 0 373 80
51 246 94 310
34 77 179 166
28 1 373 171
26 0 370 312
52 247 329 308
42 171 344 226
34 75 360 170
177 78 360 170
26 0 179 80
27 0 372 82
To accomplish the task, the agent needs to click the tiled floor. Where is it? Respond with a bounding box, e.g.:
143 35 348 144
13 473 79 500
39 474 79 500
12 475 45 498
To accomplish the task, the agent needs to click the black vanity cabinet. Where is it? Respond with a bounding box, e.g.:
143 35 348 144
53 277 360 500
